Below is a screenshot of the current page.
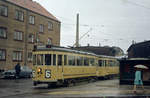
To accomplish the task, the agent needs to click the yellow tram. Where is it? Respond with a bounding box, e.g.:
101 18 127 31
32 45 119 87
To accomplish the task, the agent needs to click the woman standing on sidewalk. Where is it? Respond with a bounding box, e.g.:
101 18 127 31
133 64 148 93
133 68 145 93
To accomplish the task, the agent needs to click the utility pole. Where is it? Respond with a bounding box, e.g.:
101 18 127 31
75 13 79 47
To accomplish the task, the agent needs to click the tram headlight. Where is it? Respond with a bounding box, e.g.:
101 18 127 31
37 68 42 74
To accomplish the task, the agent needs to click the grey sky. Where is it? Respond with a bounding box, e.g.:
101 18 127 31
33 0 150 53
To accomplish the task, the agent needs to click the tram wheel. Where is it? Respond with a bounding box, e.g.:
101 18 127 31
33 82 37 86
64 79 75 87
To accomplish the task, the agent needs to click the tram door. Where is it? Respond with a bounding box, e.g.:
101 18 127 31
44 54 57 80
57 55 64 80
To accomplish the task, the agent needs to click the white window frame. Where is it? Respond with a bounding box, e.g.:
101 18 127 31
13 51 22 61
28 34 34 43
15 10 24 21
0 49 6 60
14 31 23 41
39 24 44 33
0 27 7 38
28 52 33 61
0 5 8 16
29 15 35 24
47 38 52 45
48 21 53 30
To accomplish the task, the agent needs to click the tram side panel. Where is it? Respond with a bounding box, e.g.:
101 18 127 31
63 66 97 79
96 58 119 78
62 55 97 79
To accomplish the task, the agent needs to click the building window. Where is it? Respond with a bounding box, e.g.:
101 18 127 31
29 15 35 24
47 38 52 45
39 24 44 33
14 31 23 41
0 49 6 61
15 10 24 21
0 27 7 38
48 21 53 30
28 34 34 43
0 5 8 17
28 52 32 62
13 51 22 61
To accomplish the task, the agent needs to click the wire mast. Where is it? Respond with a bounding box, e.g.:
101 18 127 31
75 13 79 47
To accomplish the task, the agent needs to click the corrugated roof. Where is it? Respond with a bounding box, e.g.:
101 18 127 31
6 0 60 22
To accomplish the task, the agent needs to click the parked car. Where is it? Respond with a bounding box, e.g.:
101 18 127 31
2 66 32 79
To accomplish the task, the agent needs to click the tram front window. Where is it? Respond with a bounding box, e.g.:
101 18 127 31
33 55 36 65
58 55 62 66
53 54 56 66
37 54 43 65
45 54 51 65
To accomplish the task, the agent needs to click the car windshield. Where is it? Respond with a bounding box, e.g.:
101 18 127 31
21 66 32 71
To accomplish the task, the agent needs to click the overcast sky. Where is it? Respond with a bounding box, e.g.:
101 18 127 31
33 0 150 53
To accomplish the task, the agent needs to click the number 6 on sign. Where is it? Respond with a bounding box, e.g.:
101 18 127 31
45 70 51 78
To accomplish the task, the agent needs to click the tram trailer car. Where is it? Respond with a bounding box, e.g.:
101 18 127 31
32 45 119 87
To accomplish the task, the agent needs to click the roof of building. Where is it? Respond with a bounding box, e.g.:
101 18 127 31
72 46 124 56
6 0 60 22
127 40 150 52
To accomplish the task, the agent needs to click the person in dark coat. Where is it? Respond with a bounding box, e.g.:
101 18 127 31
15 63 21 78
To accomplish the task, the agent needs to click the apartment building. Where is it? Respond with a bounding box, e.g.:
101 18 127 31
0 0 61 70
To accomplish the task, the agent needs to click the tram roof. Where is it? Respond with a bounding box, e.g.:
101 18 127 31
33 45 116 59
34 45 97 56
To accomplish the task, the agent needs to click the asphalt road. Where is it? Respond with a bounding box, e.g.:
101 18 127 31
0 78 150 98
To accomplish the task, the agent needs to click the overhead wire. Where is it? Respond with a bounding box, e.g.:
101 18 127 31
57 0 150 43
125 0 150 10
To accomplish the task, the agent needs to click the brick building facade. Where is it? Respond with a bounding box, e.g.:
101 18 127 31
0 0 60 70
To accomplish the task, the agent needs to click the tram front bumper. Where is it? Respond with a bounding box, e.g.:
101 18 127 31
33 80 58 86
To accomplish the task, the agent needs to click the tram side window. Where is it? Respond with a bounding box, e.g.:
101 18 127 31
68 56 71 65
105 60 108 67
89 58 95 66
104 60 107 67
37 54 43 65
102 60 105 67
84 57 89 66
45 54 51 65
33 55 36 65
64 55 67 65
53 54 56 66
58 55 62 66
77 56 83 66
68 56 75 66
114 60 119 66
98 60 102 67
109 60 114 66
